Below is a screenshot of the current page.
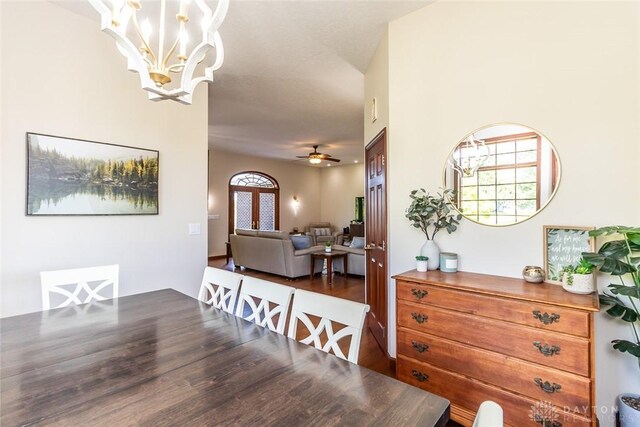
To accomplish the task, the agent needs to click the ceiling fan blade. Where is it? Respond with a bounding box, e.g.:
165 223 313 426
296 156 309 159
325 157 341 162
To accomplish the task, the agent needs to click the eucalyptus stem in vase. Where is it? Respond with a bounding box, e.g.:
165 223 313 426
405 188 462 270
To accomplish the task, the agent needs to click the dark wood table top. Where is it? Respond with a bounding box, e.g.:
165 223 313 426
1 289 449 426
311 250 348 258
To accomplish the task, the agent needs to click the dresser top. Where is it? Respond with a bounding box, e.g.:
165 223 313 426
393 270 599 311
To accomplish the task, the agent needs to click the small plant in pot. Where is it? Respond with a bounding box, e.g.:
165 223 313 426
405 188 462 270
324 241 332 253
416 256 429 273
581 226 640 427
560 258 596 294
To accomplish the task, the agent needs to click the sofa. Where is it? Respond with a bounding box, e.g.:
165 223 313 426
306 222 344 246
230 229 324 279
331 245 365 276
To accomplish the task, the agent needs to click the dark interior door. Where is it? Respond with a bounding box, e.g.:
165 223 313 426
365 129 387 354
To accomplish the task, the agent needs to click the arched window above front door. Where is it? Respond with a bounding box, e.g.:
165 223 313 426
229 172 280 233
229 172 279 189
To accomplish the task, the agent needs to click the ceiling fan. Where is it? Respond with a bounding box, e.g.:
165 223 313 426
297 145 341 164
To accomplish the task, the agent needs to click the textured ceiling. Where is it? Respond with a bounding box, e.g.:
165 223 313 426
209 1 430 166
50 0 430 166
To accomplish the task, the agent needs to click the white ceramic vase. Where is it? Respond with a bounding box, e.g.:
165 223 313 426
421 240 440 270
618 394 640 427
325 246 332 253
562 273 595 294
416 260 428 272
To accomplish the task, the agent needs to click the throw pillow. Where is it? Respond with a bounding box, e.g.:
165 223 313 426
313 227 331 236
350 236 365 249
291 234 312 250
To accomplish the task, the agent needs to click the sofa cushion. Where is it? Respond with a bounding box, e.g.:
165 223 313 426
236 228 258 237
312 227 331 237
291 234 313 250
257 230 290 240
350 236 365 249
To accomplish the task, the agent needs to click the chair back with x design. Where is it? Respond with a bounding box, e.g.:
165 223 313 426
287 289 370 364
235 277 294 335
198 267 243 313
41 265 119 310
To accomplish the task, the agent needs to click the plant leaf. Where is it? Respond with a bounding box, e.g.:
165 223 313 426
612 340 640 358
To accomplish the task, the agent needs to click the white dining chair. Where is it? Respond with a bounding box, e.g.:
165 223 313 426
235 276 295 335
40 264 119 310
287 289 370 364
198 267 243 314
472 401 503 427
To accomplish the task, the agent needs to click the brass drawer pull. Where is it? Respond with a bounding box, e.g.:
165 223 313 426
411 288 428 299
411 340 429 353
411 312 428 324
534 378 562 393
532 310 560 325
411 369 429 382
533 417 562 427
533 341 561 357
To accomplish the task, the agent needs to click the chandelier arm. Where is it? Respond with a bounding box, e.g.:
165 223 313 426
166 63 186 73
130 12 157 66
162 34 181 70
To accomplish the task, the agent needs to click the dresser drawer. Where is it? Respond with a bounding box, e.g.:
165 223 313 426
397 280 590 337
397 328 591 415
397 356 593 427
397 301 591 376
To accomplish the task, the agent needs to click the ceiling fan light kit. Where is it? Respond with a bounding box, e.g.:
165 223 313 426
89 0 229 105
297 145 341 165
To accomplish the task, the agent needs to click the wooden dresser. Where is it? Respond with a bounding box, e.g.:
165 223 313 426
393 270 599 427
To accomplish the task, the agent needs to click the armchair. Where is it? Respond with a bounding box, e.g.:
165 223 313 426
306 222 343 246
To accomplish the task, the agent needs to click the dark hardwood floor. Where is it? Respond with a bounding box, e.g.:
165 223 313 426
208 257 462 427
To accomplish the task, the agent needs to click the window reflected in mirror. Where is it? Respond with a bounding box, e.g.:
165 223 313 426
443 124 560 226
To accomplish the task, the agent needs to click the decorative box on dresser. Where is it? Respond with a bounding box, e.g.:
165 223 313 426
393 270 599 427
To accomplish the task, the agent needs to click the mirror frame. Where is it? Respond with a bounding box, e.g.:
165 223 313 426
442 122 562 227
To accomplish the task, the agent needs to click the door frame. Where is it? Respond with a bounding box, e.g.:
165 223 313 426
364 128 389 356
228 171 280 235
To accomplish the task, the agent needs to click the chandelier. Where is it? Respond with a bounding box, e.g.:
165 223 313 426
449 134 490 177
88 0 229 104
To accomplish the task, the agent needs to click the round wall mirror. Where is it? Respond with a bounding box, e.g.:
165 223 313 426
443 123 561 226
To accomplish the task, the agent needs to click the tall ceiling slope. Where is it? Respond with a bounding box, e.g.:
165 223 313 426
208 0 430 165
49 0 430 165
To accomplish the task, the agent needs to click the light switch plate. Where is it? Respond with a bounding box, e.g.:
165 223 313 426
188 223 201 235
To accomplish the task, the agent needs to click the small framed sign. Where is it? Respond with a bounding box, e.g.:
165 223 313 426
543 225 595 284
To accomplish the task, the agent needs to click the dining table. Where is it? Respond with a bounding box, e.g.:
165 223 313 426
1 289 450 426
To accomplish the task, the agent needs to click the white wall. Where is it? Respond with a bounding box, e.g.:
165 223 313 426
208 149 322 256
320 163 365 232
0 1 209 317
366 1 640 423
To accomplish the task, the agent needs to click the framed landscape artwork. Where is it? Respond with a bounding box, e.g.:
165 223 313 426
26 133 159 215
543 225 595 284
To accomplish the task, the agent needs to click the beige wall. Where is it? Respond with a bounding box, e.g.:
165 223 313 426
320 163 365 232
0 1 209 317
368 1 640 422
364 28 390 144
208 150 322 256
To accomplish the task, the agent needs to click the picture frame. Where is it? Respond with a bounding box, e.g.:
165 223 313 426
543 225 595 284
26 133 159 216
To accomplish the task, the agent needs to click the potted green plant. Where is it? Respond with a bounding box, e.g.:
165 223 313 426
582 226 640 427
405 188 462 270
560 258 596 294
416 256 428 272
324 241 332 253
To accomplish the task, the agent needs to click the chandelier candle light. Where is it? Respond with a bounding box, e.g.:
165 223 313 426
89 0 229 104
448 134 490 178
